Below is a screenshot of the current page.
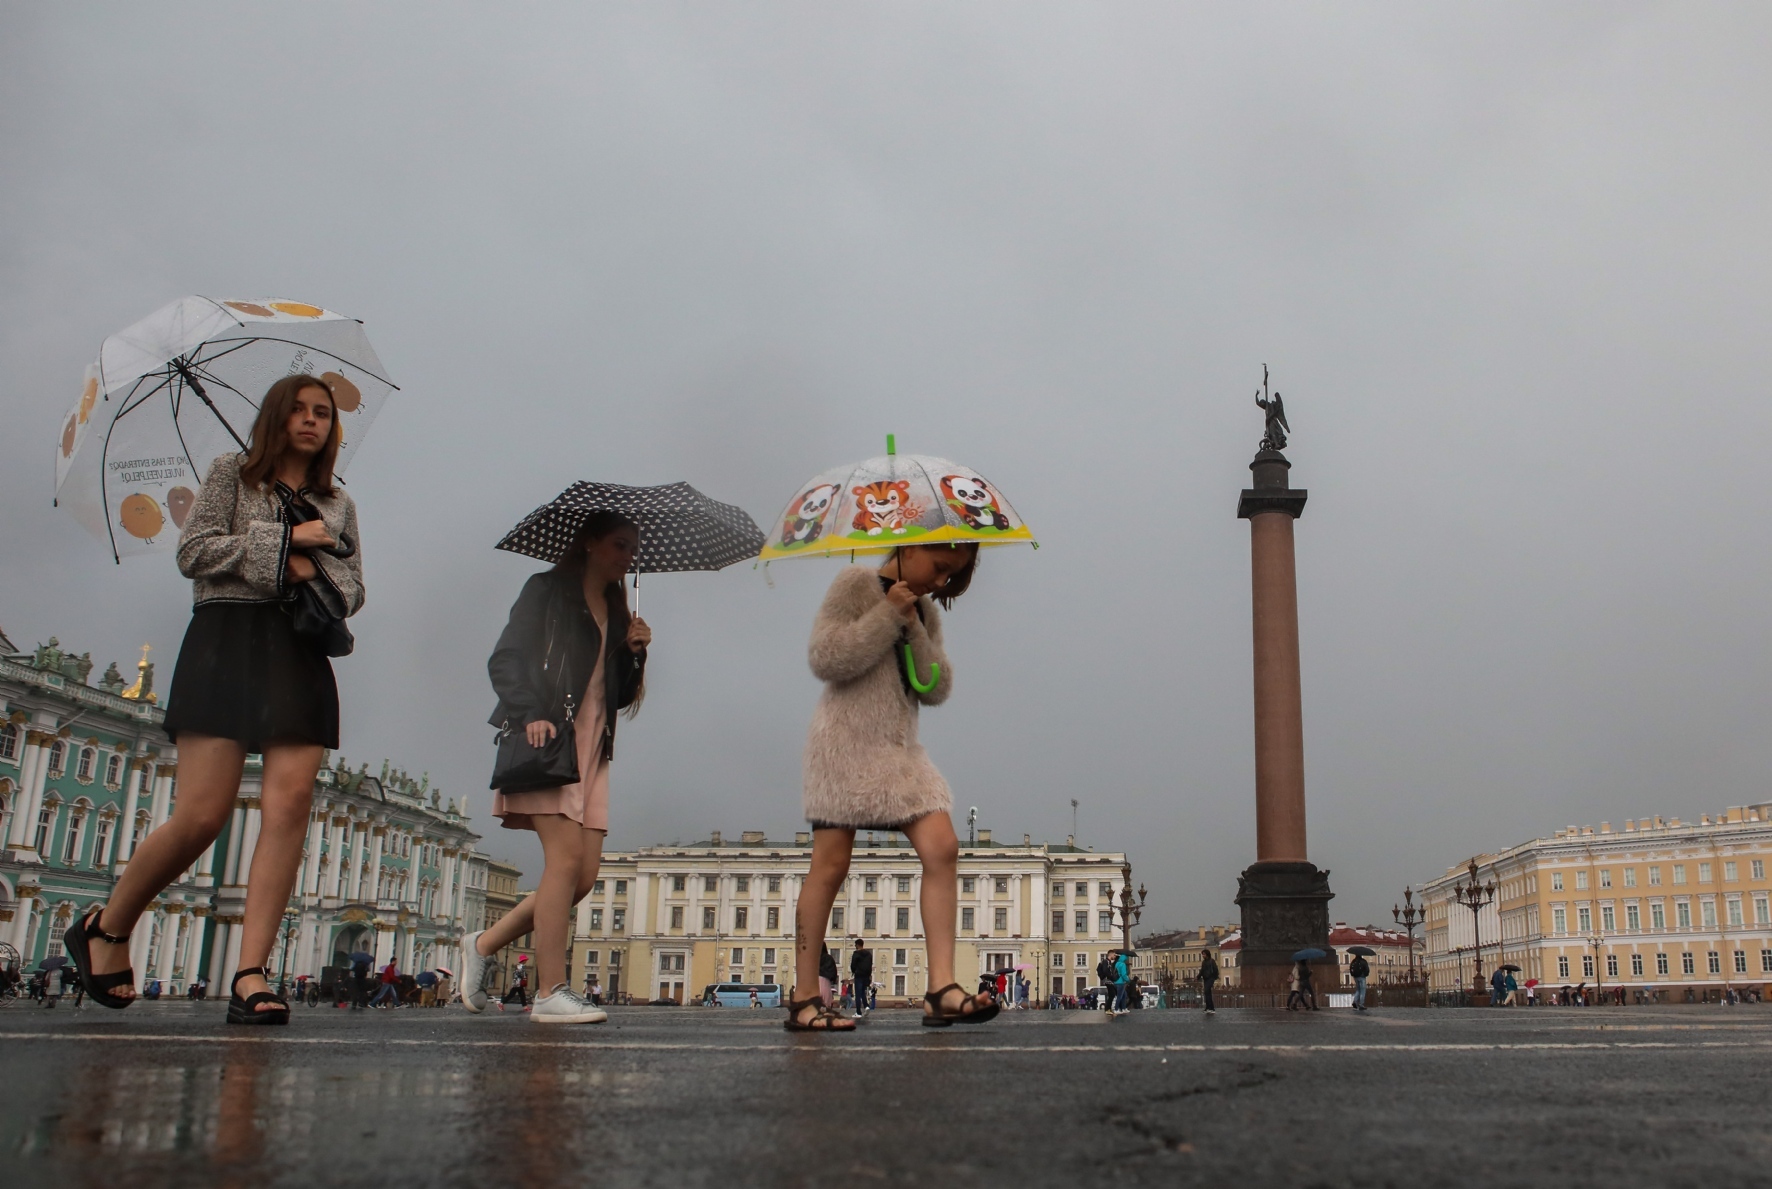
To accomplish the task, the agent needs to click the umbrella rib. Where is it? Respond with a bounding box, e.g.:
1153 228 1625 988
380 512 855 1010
204 333 400 389
93 372 177 564
192 294 248 327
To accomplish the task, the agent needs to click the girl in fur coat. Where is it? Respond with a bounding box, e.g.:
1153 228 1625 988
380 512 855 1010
788 543 999 1031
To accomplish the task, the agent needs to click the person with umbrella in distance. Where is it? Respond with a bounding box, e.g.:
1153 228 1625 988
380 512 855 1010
459 482 763 1026
1346 946 1374 1012
349 949 374 1010
65 373 367 1026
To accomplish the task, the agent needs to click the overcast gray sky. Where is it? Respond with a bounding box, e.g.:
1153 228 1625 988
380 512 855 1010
4 3 1770 932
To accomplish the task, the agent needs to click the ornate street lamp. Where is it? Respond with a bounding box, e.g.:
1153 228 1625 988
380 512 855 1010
1452 859 1497 999
1393 886 1423 982
1112 859 1148 964
275 908 301 998
1588 932 1606 1001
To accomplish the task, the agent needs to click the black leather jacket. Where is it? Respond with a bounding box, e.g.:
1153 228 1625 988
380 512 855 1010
487 569 646 761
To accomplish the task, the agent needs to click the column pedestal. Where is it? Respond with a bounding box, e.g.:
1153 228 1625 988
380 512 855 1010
1234 860 1336 993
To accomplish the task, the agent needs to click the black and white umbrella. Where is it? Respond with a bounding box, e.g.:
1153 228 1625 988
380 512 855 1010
496 481 764 577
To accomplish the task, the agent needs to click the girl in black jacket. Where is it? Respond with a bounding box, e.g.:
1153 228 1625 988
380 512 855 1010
461 511 649 1024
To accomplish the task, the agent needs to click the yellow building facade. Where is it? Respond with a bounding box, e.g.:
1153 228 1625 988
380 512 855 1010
572 830 1132 1005
1421 803 1772 1000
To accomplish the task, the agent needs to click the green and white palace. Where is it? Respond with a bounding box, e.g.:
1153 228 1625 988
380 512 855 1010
0 628 487 993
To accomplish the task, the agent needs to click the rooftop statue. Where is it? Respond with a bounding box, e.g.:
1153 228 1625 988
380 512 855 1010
1255 364 1290 453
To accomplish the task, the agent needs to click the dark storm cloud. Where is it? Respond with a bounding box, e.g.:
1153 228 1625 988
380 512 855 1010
3 3 1769 928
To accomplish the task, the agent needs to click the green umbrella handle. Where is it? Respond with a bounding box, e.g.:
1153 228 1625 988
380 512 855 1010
903 643 940 693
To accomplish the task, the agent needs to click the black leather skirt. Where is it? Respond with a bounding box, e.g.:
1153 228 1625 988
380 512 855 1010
162 602 339 751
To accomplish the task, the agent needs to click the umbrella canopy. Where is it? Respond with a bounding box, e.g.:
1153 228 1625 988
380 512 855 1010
1291 948 1329 961
415 971 438 986
1500 964 1522 972
55 296 398 561
38 955 69 971
1345 945 1377 956
1525 979 1540 987
348 951 374 965
497 481 764 574
434 966 454 978
759 436 1035 561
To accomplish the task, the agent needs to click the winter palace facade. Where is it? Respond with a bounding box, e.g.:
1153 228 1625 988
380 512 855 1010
0 631 487 991
1420 806 1772 1000
570 828 1133 1004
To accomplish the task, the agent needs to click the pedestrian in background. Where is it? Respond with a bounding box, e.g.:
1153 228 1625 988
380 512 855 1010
1199 950 1220 1015
464 511 650 1026
1348 952 1370 1012
1111 952 1131 1015
1504 969 1519 1006
850 939 874 1017
1286 961 1306 1011
370 961 401 1008
789 543 997 1032
1489 965 1507 1006
65 375 364 1026
818 943 839 1006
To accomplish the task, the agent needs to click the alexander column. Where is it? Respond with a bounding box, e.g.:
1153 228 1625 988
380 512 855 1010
1233 370 1336 995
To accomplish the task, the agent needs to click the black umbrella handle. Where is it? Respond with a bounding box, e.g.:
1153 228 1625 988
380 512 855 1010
174 359 250 452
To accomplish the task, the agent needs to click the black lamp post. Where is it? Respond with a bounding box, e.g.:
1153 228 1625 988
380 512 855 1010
1111 860 1148 967
275 908 301 998
1452 859 1497 998
1393 887 1423 982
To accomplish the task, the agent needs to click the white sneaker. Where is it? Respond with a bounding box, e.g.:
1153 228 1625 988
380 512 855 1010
460 931 490 1014
532 983 608 1025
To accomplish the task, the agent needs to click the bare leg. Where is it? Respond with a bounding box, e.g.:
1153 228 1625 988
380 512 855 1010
792 828 854 1027
232 744 324 1009
92 734 246 1000
528 814 586 992
476 827 605 957
904 812 990 1018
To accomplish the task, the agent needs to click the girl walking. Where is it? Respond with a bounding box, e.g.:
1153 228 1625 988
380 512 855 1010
65 374 365 1025
787 544 999 1031
460 511 649 1024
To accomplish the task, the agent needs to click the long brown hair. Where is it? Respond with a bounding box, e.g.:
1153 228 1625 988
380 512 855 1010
239 374 342 494
551 510 645 716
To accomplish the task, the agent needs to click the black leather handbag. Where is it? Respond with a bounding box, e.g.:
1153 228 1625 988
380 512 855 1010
278 487 355 658
489 600 580 793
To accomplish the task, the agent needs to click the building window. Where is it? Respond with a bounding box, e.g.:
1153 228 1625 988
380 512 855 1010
995 878 1009 894
1052 910 1065 933
1098 911 1111 933
767 907 780 930
894 949 907 966
612 908 625 932
62 812 86 864
1753 860 1765 880
1762 950 1772 975
1575 871 1588 891
1599 869 1611 888
1672 865 1686 885
864 877 877 893
592 880 605 894
1075 882 1086 896
702 907 716 930
1707 951 1721 975
1701 901 1717 929
736 876 750 894
1051 882 1063 899
1651 902 1666 929
1577 907 1591 932
1623 867 1637 888
768 876 781 894
1648 866 1662 886
831 907 844 930
1052 953 1065 968
994 908 1008 932
672 875 686 892
1626 904 1640 931
862 907 875 931
1681 952 1695 975
1076 952 1088 968
704 876 717 893
1728 899 1743 927
897 877 912 894
670 906 684 929
1076 910 1088 933
1605 954 1618 978
1099 882 1112 897
896 908 910 931
961 908 975 931
1676 902 1691 928
0 725 16 760
590 908 603 930
1757 898 1770 926
584 950 599 966
1551 872 1564 891
894 975 906 996
763 948 776 965
730 948 744 967
1657 952 1669 975
1582 955 1594 978
1557 956 1569 978
1553 907 1566 934
92 816 112 867
104 754 123 785
608 951 621 969
1724 861 1738 882
1734 950 1747 974
1601 906 1615 931
735 907 749 931
614 880 627 895
1698 863 1712 884
34 804 55 852
1631 953 1643 976
961 877 976 894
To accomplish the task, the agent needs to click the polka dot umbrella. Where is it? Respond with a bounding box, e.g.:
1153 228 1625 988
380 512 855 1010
495 481 765 608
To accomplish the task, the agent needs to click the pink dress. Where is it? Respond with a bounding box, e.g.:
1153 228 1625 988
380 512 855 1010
492 629 610 833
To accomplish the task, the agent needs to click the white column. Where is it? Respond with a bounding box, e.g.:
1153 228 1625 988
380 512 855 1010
222 919 244 985
330 818 352 897
342 822 363 899
100 810 123 869
130 909 157 988
302 809 326 895
364 825 386 901
177 910 202 979
7 733 51 855
7 892 35 948
113 759 148 863
154 911 182 983
208 919 231 987
235 805 264 886
194 840 217 884
374 925 395 965
148 766 174 830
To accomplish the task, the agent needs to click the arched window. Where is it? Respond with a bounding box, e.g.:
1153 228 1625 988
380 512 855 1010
62 805 88 864
76 748 96 782
0 724 18 761
34 803 57 852
47 741 66 775
132 810 150 849
48 903 73 950
92 814 114 869
104 753 124 786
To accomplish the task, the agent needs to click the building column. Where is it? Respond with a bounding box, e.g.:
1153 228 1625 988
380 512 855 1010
7 886 38 949
208 917 232 988
7 731 54 858
302 808 326 896
194 840 218 885
222 916 245 987
130 908 158 988
329 817 352 898
364 824 387 901
113 757 149 865
155 908 183 984
148 764 176 831
220 803 247 886
235 802 264 886
374 922 396 965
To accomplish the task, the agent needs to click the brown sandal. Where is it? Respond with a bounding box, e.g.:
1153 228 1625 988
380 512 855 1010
922 983 1000 1027
783 992 855 1032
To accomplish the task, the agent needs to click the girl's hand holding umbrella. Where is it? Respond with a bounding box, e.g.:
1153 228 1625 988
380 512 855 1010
626 616 651 653
285 521 333 583
885 581 918 622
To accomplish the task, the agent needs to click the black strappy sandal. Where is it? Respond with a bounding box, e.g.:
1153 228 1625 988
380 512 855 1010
227 966 291 1026
65 908 136 1010
922 983 1001 1027
782 992 855 1032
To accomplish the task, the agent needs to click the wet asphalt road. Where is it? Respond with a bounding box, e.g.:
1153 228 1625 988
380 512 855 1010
3 1000 1769 1188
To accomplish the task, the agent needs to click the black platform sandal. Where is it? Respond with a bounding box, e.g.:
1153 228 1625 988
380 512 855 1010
922 983 1001 1027
227 966 291 1026
783 991 855 1032
65 908 136 1010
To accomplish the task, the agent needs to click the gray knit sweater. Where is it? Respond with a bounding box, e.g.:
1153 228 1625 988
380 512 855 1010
175 453 365 618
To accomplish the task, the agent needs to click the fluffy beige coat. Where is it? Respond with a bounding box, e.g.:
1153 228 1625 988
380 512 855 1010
803 565 954 828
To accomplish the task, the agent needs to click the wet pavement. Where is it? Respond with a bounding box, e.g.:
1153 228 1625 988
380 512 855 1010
4 1000 1770 1187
